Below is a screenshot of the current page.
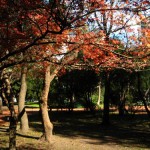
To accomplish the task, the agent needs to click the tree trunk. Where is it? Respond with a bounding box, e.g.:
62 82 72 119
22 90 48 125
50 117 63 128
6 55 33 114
39 64 54 142
69 93 75 112
97 81 101 106
18 66 29 132
0 97 3 114
1 69 17 150
102 72 111 125
137 72 150 117
39 53 77 141
118 88 126 117
9 97 17 150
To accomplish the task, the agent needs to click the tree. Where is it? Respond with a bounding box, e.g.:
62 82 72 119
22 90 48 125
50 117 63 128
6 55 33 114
39 63 54 142
102 72 111 125
39 46 79 142
18 65 29 132
26 72 43 101
80 0 150 125
55 69 99 111
0 1 96 148
0 0 149 148
97 80 102 106
109 69 131 116
137 71 150 117
0 0 149 70
0 69 17 150
0 96 3 114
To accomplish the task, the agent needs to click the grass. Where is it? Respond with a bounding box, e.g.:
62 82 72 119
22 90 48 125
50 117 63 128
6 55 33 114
1 110 150 150
25 102 40 108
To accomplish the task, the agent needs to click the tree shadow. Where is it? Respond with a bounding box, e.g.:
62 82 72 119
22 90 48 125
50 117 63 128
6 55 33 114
28 122 43 132
17 143 49 150
16 133 39 140
0 116 10 123
0 137 9 150
50 111 150 149
0 147 9 150
27 110 150 149
0 127 9 133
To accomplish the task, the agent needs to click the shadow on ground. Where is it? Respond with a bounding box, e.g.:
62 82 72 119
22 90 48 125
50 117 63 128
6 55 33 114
16 133 39 140
28 110 150 149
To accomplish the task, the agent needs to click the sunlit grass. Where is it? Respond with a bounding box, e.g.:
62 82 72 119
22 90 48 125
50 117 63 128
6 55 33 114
25 102 39 108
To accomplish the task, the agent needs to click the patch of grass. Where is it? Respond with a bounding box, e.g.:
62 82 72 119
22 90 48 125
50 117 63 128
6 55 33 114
25 102 39 108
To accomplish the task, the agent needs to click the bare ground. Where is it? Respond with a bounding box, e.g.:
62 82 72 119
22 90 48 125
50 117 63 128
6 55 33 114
0 107 150 150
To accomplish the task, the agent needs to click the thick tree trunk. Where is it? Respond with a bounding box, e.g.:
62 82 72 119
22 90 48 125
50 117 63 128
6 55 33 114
40 101 53 142
102 72 111 125
39 53 77 141
137 72 150 117
18 66 29 132
40 64 54 142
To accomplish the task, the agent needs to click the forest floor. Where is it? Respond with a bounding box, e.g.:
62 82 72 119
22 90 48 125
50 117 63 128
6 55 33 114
0 106 150 150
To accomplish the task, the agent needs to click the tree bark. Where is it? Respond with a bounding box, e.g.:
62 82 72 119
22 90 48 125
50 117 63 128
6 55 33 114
1 69 17 150
0 97 3 114
39 52 78 142
39 64 54 142
102 72 111 125
18 66 29 132
118 88 126 117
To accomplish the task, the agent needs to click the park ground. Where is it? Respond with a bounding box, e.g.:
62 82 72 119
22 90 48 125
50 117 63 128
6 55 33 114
0 106 150 150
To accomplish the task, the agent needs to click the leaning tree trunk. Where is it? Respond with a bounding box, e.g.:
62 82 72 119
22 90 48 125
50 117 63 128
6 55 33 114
39 52 78 142
102 72 111 125
40 64 54 142
1 69 18 150
18 66 29 132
